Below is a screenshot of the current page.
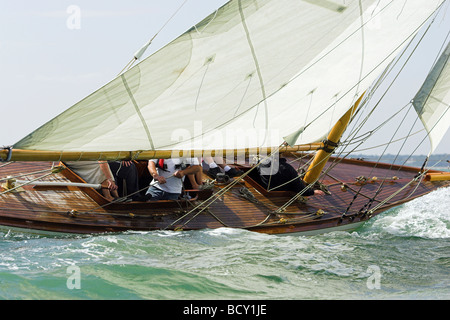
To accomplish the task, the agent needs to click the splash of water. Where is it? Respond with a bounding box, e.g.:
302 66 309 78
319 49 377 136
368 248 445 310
365 187 450 239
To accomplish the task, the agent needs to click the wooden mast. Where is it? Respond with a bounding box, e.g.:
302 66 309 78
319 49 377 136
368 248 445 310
1 143 324 162
304 93 365 184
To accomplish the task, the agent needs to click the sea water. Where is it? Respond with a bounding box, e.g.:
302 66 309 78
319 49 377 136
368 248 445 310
0 186 448 300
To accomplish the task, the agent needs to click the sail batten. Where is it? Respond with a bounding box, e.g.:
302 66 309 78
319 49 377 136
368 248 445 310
13 0 445 154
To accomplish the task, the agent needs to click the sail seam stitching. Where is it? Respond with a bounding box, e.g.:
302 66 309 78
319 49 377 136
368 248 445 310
238 0 268 144
121 75 155 150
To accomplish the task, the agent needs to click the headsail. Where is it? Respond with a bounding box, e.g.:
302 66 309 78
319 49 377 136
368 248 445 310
13 0 445 155
412 41 450 154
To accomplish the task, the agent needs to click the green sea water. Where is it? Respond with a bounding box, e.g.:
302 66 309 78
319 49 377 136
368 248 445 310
0 187 448 300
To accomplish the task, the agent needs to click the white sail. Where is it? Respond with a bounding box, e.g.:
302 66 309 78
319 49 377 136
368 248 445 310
413 42 450 154
14 0 445 153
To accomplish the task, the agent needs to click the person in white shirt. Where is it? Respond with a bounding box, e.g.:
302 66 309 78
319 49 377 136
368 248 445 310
146 158 202 201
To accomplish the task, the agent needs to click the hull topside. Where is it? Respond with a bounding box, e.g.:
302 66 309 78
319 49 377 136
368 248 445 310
0 154 448 236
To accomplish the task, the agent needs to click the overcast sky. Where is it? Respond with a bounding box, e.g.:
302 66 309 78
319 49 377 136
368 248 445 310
0 0 449 156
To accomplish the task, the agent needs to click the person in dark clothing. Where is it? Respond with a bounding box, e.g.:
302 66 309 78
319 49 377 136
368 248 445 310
109 161 141 201
257 157 324 196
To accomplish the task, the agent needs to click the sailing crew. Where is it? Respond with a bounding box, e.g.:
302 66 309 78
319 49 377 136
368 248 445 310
256 157 325 196
108 160 140 201
65 161 119 201
203 156 244 179
146 158 203 201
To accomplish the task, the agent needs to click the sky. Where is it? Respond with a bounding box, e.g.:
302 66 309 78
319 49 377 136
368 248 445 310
0 0 449 156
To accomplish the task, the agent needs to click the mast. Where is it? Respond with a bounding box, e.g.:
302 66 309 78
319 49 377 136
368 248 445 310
303 93 365 184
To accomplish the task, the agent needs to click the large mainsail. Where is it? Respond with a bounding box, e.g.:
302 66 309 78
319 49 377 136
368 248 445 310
14 0 445 154
413 41 450 154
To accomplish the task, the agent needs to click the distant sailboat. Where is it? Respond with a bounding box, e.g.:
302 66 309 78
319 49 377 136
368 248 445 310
1 0 449 236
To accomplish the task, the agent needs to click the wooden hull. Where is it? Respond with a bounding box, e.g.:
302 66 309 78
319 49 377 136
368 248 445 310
0 155 448 236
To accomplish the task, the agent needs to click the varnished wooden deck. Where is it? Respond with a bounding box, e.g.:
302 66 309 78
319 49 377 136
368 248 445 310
0 154 448 235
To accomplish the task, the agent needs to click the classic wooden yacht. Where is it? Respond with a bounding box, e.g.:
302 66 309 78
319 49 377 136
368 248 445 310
1 0 449 236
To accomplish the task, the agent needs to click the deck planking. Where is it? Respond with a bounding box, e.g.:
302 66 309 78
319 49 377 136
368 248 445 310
0 155 448 235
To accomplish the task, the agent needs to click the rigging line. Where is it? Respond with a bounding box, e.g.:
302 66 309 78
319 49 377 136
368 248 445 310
342 100 413 150
348 25 421 135
157 1 441 153
313 94 394 184
287 150 317 172
389 164 428 208
0 172 55 195
413 29 450 109
159 14 427 153
399 106 450 169
341 21 439 154
351 0 366 108
0 162 13 169
345 129 426 152
328 94 339 133
194 7 219 34
267 150 329 195
300 4 441 134
164 143 285 230
183 194 232 227
263 151 320 193
367 164 437 215
326 102 421 186
171 153 285 229
238 0 269 141
266 153 319 193
0 167 60 183
324 171 391 203
319 130 395 214
174 29 411 153
342 105 415 215
347 59 395 136
403 33 450 162
245 214 276 228
275 180 316 213
263 0 391 99
118 0 190 75
80 183 152 214
273 154 338 213
344 99 420 147
278 131 367 199
350 113 434 215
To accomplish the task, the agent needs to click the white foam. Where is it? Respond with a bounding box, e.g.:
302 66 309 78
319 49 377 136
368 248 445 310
372 187 450 238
